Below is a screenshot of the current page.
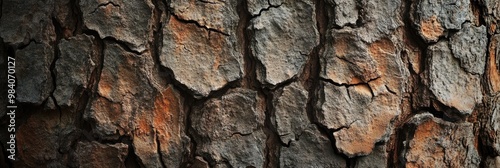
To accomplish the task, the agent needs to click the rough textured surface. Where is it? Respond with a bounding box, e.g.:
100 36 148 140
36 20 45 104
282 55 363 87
427 41 483 115
161 14 242 97
79 0 154 52
250 0 319 85
280 125 346 167
54 35 98 107
161 0 243 97
402 113 481 167
85 41 154 140
484 94 500 154
316 81 401 157
411 0 471 42
324 0 402 42
273 82 309 144
72 141 128 168
319 30 406 157
16 43 54 105
331 0 358 27
191 88 266 167
133 85 190 168
14 109 76 167
354 145 388 168
169 0 239 35
482 0 500 34
321 29 380 84
450 23 488 75
485 156 500 168
2 0 500 167
0 0 56 45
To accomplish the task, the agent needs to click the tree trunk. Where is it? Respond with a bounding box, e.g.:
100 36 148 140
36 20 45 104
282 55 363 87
0 0 499 167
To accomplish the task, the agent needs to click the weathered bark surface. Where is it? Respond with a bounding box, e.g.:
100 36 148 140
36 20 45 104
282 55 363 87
0 0 499 167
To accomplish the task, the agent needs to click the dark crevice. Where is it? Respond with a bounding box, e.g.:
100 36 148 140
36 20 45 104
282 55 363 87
183 110 198 167
393 119 418 167
474 101 488 168
207 80 242 100
278 133 292 147
354 0 366 28
484 28 494 96
414 101 464 123
385 85 397 95
402 0 428 72
152 2 198 162
480 23 497 167
155 132 167 168
157 63 198 99
263 88 280 168
166 9 229 36
178 86 197 168
94 134 131 145
229 132 253 137
367 83 375 100
347 158 357 168
300 0 353 164
198 0 217 4
88 1 120 15
237 1 281 167
320 76 381 87
400 50 419 76
330 119 358 133
124 140 143 168
149 10 193 168
388 1 428 167
50 17 64 127
251 3 283 18
304 0 327 127
149 0 167 93
262 77 298 91
239 0 259 90
470 0 486 27
314 123 351 167
80 29 105 139
82 26 142 55
415 106 446 120
70 0 84 35
76 35 103 136
101 36 143 55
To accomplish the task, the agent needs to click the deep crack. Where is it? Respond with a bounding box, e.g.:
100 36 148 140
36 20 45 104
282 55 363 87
168 12 229 36
88 1 120 15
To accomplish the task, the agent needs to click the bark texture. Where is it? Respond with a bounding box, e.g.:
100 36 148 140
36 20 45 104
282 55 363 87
0 0 499 167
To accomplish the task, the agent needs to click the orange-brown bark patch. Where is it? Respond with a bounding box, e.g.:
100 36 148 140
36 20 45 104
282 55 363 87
369 38 396 76
488 37 500 93
406 120 444 168
420 16 444 41
153 86 182 148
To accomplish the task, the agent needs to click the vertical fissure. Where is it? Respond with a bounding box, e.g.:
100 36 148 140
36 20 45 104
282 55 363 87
50 17 64 125
305 0 327 125
239 0 258 89
155 132 167 168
